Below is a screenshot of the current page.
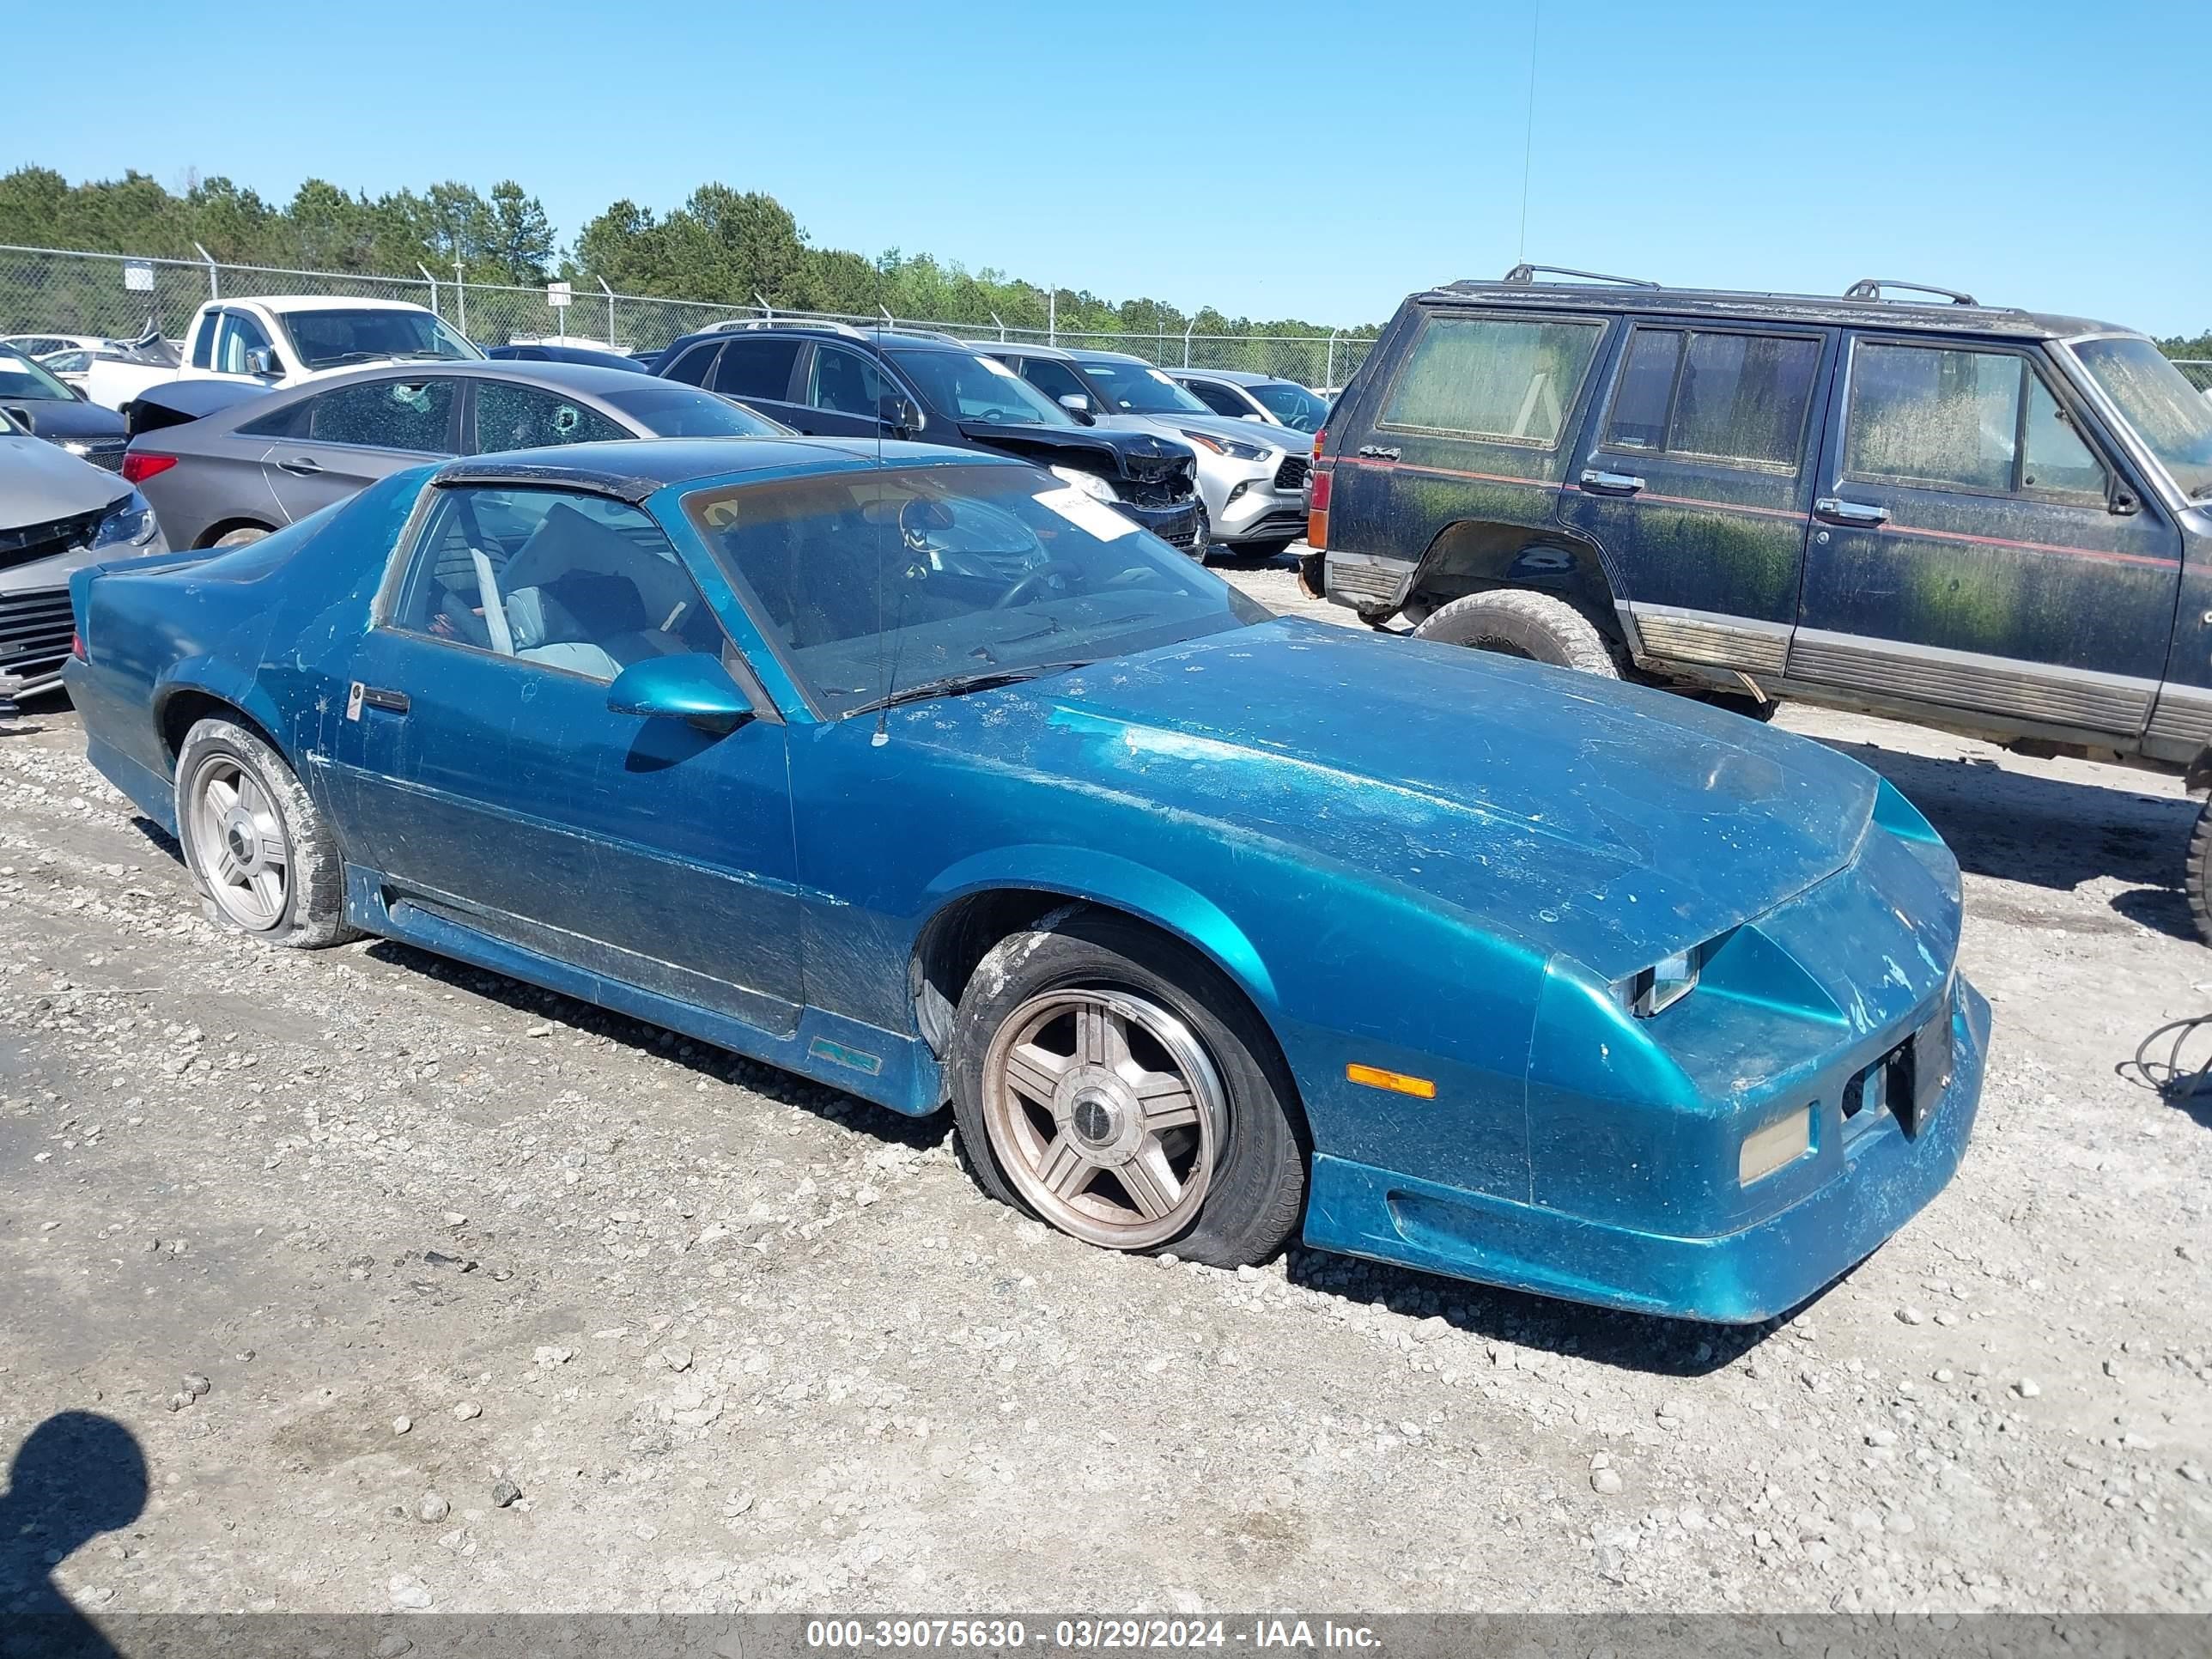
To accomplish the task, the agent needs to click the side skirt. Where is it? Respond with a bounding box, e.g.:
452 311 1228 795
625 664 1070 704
343 864 944 1118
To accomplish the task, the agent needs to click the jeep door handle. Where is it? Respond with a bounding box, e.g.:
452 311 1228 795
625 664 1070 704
1814 496 1889 527
1578 468 1646 496
276 455 324 477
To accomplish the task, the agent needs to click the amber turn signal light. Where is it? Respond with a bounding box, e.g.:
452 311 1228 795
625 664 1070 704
1346 1063 1436 1099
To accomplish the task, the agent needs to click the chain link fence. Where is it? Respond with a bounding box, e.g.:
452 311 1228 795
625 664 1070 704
0 242 1372 387
2175 360 2212 395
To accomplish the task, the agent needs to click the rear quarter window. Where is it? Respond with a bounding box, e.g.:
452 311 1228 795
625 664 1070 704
1379 313 1604 447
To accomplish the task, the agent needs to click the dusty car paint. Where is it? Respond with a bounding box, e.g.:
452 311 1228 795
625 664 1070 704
65 441 1987 1322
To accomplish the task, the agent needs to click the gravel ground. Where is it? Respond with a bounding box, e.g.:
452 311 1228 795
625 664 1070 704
3 552 2209 1616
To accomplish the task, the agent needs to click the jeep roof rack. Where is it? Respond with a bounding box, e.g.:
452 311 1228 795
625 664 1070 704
1499 264 1661 289
1843 278 1979 307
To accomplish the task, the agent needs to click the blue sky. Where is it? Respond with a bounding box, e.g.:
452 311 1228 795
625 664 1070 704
11 0 2209 334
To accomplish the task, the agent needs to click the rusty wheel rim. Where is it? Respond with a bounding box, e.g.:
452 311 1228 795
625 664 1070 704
981 987 1225 1250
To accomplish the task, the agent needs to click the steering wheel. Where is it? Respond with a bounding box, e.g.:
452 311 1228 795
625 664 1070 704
994 559 1089 611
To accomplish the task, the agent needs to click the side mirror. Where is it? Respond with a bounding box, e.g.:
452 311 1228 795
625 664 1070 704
244 347 279 377
882 396 924 436
2110 489 2139 517
1239 412 1264 422
3 404 33 434
1057 393 1096 425
606 652 753 734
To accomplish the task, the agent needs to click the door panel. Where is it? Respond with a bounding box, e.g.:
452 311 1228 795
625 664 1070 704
261 378 462 522
328 483 804 1033
334 633 802 1033
1792 336 2183 734
1553 322 1832 672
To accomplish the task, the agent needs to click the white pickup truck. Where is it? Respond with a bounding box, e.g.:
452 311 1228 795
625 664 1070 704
172 295 483 391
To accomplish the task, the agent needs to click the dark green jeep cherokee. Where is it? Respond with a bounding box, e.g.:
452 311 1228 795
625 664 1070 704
1310 267 2212 939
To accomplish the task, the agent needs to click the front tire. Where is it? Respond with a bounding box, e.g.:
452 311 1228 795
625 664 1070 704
174 718 356 948
949 909 1306 1267
1413 588 1620 678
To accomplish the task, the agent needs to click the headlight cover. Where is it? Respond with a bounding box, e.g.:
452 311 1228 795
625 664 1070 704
1179 428 1267 462
90 488 161 550
1047 465 1119 503
1625 946 1700 1018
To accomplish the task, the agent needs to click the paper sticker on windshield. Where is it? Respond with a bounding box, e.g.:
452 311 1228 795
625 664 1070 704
1034 485 1137 540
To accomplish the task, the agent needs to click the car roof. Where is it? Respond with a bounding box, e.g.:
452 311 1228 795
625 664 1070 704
1418 279 2130 342
1063 348 1156 367
225 295 438 316
666 324 983 356
430 437 1026 505
1170 367 1291 386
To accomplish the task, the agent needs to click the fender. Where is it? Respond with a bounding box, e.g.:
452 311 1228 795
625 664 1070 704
1410 518 1626 635
921 844 1279 1012
151 653 293 765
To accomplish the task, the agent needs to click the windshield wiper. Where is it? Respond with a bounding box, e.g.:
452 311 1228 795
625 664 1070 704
843 659 1093 718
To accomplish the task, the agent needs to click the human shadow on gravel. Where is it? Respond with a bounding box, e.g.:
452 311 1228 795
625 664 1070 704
0 1409 147 1657
356 938 950 1152
1280 1246 1806 1377
1815 739 2199 939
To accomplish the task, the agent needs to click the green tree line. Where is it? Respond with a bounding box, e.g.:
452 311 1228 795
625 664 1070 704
0 167 1378 364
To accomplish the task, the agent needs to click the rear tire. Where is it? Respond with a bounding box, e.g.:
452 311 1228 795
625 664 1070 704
211 526 270 550
174 718 356 949
2186 798 2212 945
1413 588 1620 678
949 908 1306 1267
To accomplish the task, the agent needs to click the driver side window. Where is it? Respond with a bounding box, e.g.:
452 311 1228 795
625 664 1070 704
1018 357 1090 406
390 486 724 683
1186 379 1250 418
214 311 274 375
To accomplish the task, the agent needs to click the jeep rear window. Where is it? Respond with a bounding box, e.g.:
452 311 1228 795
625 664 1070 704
1379 314 1601 447
1604 329 1821 471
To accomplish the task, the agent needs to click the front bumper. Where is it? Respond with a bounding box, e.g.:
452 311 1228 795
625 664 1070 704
1120 497 1201 551
1303 975 1990 1324
1203 453 1310 547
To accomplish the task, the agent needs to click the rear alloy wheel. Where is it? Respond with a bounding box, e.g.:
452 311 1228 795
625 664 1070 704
951 909 1306 1266
1413 588 1620 678
175 718 356 948
212 526 270 549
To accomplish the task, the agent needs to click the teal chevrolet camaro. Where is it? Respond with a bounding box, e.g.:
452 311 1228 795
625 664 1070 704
64 437 1988 1322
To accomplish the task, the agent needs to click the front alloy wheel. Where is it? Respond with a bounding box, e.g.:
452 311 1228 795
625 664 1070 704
981 987 1226 1249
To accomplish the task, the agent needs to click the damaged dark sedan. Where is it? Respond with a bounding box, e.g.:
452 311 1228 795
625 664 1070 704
64 439 1987 1322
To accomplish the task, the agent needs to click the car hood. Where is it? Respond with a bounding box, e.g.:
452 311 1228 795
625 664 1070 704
944 620 1882 982
1 432 131 529
1103 410 1313 456
953 421 1195 480
6 398 126 443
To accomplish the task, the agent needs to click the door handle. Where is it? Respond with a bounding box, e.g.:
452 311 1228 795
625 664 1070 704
1579 468 1646 496
276 455 323 477
1814 496 1889 527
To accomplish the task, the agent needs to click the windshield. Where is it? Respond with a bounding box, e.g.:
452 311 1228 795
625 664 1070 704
1078 359 1209 416
2071 337 2212 500
0 351 75 401
603 382 790 437
686 461 1266 719
280 308 483 371
887 349 1072 427
1251 380 1330 432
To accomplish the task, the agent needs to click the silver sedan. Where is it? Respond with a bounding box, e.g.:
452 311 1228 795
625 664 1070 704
124 361 789 551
